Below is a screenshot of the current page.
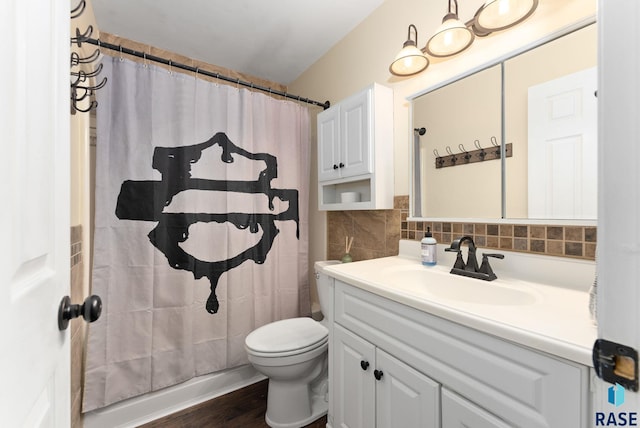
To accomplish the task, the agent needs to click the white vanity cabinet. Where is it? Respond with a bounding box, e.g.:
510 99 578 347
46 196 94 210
333 324 440 428
330 279 591 428
317 83 393 211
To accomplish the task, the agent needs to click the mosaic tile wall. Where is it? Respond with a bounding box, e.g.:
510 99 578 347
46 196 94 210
327 196 596 262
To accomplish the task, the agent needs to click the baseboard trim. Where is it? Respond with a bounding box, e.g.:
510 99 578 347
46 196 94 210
83 365 266 428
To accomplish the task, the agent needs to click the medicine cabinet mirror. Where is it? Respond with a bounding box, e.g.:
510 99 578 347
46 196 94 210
410 22 597 221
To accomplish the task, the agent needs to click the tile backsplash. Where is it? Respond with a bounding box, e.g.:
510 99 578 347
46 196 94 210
327 195 596 262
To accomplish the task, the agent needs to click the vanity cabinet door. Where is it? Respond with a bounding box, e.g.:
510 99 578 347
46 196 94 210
334 324 376 428
442 388 511 428
376 348 440 428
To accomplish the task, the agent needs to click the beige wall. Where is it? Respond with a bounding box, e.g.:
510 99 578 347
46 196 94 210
289 0 596 269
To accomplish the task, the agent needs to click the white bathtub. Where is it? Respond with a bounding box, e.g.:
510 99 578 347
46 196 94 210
83 365 265 428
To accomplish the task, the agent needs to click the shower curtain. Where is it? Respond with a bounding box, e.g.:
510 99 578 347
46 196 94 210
83 56 310 411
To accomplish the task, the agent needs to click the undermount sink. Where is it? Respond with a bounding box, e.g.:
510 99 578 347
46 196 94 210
379 264 539 306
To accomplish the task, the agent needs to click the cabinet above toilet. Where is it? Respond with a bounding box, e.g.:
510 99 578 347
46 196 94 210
317 83 394 211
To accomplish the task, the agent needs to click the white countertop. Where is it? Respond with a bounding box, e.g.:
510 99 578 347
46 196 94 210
323 251 597 367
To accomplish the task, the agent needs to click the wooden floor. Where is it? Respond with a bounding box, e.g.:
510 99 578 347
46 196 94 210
138 379 327 428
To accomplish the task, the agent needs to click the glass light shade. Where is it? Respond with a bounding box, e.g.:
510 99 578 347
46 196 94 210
389 42 429 76
424 16 475 57
473 0 538 32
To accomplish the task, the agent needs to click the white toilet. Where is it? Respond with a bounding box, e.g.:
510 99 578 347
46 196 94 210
245 260 338 428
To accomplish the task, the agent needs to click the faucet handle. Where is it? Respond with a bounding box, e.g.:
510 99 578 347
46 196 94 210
483 253 504 260
478 253 504 281
446 249 465 270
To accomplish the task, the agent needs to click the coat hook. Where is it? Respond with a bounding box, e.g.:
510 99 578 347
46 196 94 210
458 143 471 161
71 0 87 19
474 139 486 160
71 49 100 66
434 149 444 168
446 146 457 165
71 25 93 47
490 136 501 157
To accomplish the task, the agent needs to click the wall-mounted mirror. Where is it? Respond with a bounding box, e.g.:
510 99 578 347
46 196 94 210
411 22 597 220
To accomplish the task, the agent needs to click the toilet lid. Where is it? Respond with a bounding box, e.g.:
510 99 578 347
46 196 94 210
245 317 328 354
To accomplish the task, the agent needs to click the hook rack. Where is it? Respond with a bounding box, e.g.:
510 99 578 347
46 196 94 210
434 137 512 169
70 0 106 114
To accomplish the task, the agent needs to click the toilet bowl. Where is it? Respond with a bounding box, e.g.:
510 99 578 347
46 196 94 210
244 261 338 428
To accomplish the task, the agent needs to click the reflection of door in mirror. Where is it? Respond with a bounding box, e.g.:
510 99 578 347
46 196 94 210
504 24 597 219
527 67 597 219
413 64 502 218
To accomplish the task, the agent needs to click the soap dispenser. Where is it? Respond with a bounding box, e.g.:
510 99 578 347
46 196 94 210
421 227 437 266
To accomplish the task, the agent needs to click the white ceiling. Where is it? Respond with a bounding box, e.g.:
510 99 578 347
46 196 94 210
91 0 385 85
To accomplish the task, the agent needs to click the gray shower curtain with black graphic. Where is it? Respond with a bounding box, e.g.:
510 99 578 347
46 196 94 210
83 56 310 411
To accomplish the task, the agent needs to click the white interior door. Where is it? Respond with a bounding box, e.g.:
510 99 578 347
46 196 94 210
528 66 597 219
596 0 640 416
0 1 70 426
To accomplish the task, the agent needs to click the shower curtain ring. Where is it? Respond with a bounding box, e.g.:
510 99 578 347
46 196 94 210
143 52 147 67
168 60 172 74
119 45 123 61
236 78 240 89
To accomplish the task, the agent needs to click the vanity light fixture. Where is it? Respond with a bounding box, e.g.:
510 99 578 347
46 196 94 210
389 24 429 76
389 0 538 76
473 0 539 33
424 0 475 57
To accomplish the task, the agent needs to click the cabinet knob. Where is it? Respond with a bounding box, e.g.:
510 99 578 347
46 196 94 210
339 162 345 168
360 360 370 371
333 164 339 170
374 369 384 380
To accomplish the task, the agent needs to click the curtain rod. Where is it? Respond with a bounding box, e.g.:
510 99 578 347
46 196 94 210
85 38 331 110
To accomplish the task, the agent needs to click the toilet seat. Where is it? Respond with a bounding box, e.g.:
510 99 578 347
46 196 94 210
245 317 328 358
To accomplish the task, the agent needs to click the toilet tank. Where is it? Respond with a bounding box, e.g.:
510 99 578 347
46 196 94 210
314 260 340 323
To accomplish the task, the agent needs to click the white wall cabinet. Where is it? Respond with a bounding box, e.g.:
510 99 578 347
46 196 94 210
333 324 440 428
329 279 591 428
317 83 393 211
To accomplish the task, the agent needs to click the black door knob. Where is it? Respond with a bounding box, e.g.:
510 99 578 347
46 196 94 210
360 360 370 371
58 295 102 331
333 164 339 169
374 369 384 380
339 162 345 168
